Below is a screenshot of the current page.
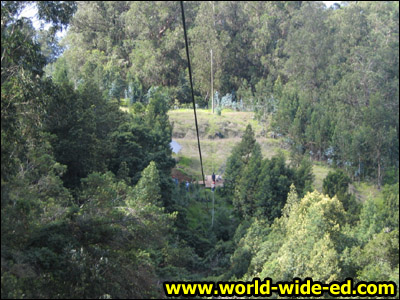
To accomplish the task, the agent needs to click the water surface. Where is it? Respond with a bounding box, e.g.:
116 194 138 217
170 140 182 154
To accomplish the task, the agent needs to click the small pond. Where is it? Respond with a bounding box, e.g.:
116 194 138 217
170 140 182 154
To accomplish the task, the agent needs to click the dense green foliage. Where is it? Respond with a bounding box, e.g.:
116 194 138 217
49 1 399 188
2 2 176 297
224 124 313 221
2 1 399 299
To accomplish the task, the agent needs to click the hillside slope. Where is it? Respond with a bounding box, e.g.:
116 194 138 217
168 109 381 200
169 109 326 190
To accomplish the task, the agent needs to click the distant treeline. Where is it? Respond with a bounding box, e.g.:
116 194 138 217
55 1 398 187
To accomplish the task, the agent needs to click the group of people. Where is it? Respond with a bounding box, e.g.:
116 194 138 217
173 172 218 192
211 172 216 192
172 176 192 191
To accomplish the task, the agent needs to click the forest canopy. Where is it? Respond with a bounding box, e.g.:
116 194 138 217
1 1 399 299
55 1 399 188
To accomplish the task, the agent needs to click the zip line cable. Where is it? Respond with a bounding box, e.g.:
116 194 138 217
180 2 214 227
180 1 206 188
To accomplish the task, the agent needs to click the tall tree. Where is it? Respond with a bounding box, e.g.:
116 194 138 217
284 1 332 99
224 124 257 198
234 143 262 218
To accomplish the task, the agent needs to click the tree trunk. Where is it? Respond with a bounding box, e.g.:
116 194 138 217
377 150 381 190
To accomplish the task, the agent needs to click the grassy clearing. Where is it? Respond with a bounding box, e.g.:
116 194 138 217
168 109 379 200
168 109 266 139
350 181 383 203
170 109 288 179
312 162 383 202
312 163 334 192
173 138 238 179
